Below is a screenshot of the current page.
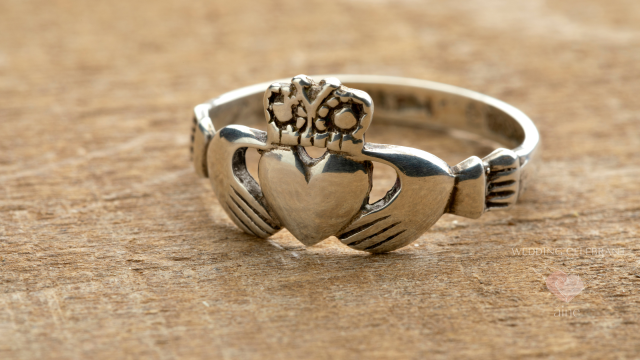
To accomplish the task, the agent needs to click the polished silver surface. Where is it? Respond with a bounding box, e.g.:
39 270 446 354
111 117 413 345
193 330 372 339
191 75 540 253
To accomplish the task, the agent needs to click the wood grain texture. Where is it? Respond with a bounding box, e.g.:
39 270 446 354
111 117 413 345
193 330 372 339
1 0 639 358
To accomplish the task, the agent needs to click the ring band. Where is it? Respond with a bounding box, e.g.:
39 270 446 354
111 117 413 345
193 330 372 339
190 75 540 253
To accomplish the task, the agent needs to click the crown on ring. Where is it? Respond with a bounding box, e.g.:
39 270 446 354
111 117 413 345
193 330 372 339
263 75 373 153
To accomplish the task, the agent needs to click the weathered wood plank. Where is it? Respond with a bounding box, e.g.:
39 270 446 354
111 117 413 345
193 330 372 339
0 0 639 358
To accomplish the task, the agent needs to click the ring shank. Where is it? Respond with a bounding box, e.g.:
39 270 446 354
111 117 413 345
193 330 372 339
192 75 539 195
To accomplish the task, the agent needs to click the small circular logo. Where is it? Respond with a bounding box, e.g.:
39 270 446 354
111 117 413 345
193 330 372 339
546 270 585 303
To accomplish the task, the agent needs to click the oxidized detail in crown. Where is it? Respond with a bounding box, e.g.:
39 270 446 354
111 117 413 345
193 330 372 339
263 75 373 154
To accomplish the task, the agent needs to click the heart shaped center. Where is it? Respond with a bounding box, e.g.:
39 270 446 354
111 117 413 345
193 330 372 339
258 147 371 245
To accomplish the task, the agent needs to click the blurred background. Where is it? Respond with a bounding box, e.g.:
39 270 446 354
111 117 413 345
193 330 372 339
0 0 639 359
1 0 638 170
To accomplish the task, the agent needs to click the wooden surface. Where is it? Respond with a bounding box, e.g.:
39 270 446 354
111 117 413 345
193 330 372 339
1 0 639 359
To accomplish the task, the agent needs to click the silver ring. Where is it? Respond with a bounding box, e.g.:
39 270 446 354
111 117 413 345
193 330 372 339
190 75 540 253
